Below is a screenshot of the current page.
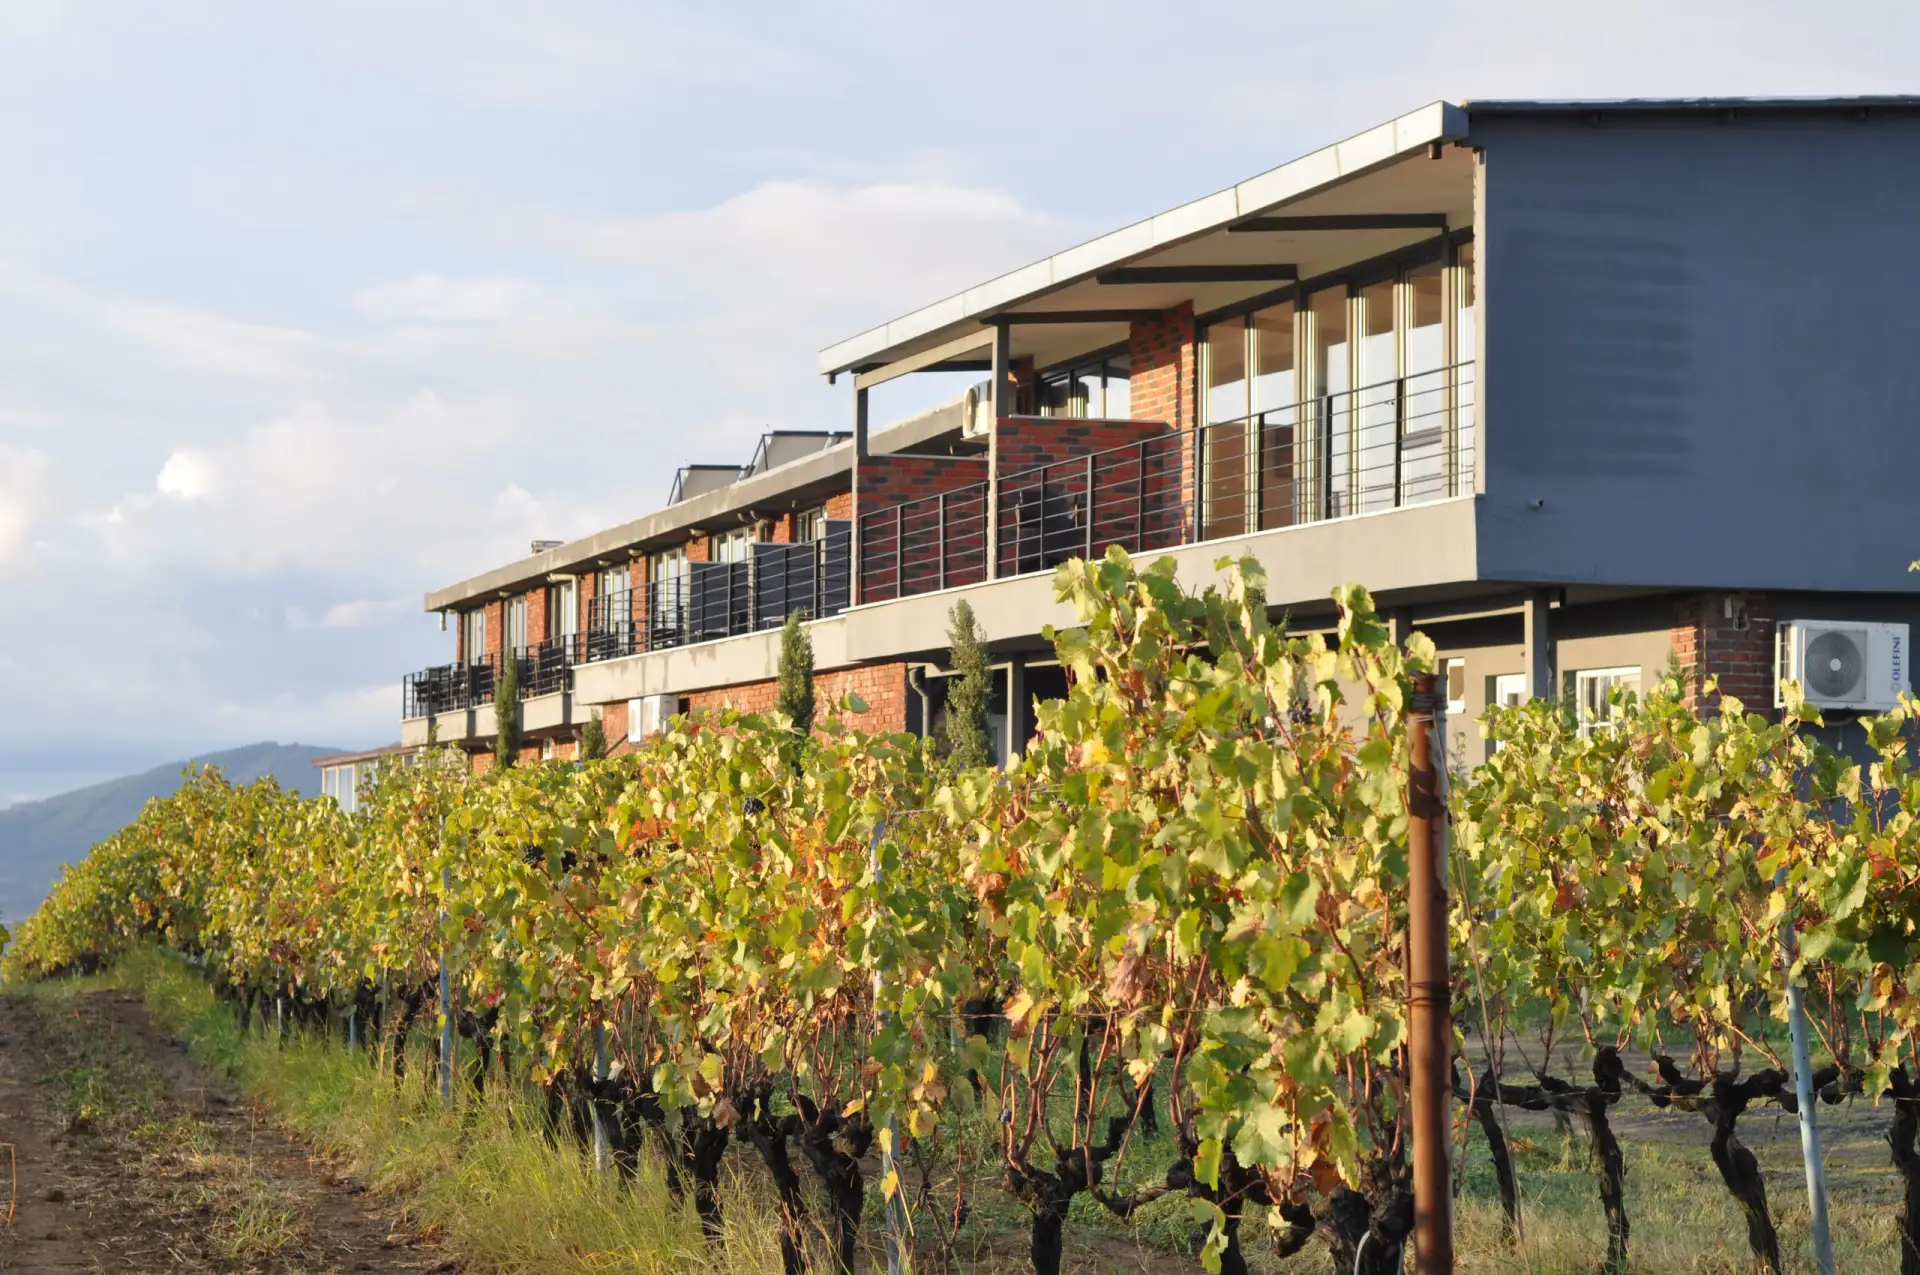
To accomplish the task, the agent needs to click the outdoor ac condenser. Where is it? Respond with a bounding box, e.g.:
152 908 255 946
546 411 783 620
962 383 992 439
1775 620 1909 711
628 693 679 742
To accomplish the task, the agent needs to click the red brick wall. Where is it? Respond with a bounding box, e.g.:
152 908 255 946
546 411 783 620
1129 304 1195 430
525 588 547 650
1671 592 1774 711
856 455 992 601
824 491 854 520
685 662 909 734
994 416 1186 577
484 600 503 659
602 701 631 753
995 417 1173 476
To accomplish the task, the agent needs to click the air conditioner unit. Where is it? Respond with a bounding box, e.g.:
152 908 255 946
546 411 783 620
1775 620 1908 711
628 693 679 743
962 383 993 439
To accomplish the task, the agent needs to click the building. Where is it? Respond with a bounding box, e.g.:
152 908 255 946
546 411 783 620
401 97 1920 769
313 744 416 814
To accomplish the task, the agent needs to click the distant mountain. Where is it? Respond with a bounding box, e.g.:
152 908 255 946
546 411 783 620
0 742 342 926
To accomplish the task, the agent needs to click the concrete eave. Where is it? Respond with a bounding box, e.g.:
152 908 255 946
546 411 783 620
818 100 1469 377
422 398 969 612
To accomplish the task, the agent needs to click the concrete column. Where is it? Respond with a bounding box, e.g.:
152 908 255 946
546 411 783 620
1389 607 1415 650
986 323 1012 580
1523 589 1553 701
851 386 869 605
1002 655 1026 768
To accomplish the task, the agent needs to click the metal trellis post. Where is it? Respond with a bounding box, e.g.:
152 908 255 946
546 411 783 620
592 1020 611 1176
869 817 907 1275
1781 904 1836 1274
438 861 453 1104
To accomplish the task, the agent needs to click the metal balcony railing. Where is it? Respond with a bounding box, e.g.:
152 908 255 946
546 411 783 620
1199 361 1476 537
402 658 495 719
856 361 1476 602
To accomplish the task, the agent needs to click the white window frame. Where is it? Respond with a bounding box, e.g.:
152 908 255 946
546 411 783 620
550 578 578 639
1444 658 1467 718
711 527 755 564
463 608 486 665
1490 673 1527 709
505 595 529 653
1575 667 1642 737
650 547 688 625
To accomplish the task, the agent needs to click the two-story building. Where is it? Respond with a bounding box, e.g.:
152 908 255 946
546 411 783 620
402 96 1920 768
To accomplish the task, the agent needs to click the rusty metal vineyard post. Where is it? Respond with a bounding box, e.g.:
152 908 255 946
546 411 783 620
1406 672 1455 1273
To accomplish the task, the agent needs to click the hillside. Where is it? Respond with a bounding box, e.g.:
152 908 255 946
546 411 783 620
0 742 340 925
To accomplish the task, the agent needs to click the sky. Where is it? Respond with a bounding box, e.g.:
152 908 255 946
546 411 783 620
0 0 1914 803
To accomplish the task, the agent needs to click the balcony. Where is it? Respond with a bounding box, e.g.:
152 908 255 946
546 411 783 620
402 524 854 722
860 362 1474 602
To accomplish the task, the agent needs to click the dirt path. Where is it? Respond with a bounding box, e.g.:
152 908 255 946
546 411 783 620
0 988 459 1274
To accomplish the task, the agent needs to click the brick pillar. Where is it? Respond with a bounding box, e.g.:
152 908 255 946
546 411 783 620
1129 304 1197 537
1670 592 1774 711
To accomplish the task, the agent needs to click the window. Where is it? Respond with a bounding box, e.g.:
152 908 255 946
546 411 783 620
650 547 688 625
795 507 827 544
541 737 555 761
1576 667 1641 736
1252 302 1297 529
1402 260 1447 505
711 527 755 564
505 595 529 653
1445 658 1467 717
1203 317 1251 538
325 763 359 814
548 579 578 640
1490 673 1527 709
463 608 486 665
1037 356 1128 419
1310 287 1350 517
1453 239 1477 496
1354 278 1398 514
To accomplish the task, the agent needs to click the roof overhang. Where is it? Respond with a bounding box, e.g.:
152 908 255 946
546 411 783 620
1461 95 1920 118
820 100 1470 379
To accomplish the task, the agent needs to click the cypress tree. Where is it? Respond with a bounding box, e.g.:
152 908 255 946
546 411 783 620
579 712 608 761
774 609 815 735
493 653 520 769
944 599 992 769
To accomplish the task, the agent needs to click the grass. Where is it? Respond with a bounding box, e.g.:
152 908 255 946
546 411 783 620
119 947 793 1275
79 950 1917 1274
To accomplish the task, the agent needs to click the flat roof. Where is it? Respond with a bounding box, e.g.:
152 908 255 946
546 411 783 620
1463 95 1920 115
820 95 1920 380
313 743 415 767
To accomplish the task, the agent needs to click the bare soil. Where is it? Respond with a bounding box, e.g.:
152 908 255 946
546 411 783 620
0 988 457 1274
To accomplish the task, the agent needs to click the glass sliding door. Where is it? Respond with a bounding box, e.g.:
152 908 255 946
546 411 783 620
1202 316 1250 538
1310 287 1349 518
1401 260 1446 505
1250 301 1296 530
1453 240 1477 495
1354 278 1398 514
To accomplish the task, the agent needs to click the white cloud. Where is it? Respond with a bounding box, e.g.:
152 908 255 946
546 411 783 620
156 450 215 501
286 597 411 631
355 274 542 325
0 445 56 567
108 390 554 576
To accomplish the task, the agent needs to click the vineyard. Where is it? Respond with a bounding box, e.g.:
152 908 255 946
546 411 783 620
7 549 1920 1275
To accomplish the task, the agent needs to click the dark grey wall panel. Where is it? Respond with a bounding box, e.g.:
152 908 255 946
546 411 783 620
1476 113 1920 593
